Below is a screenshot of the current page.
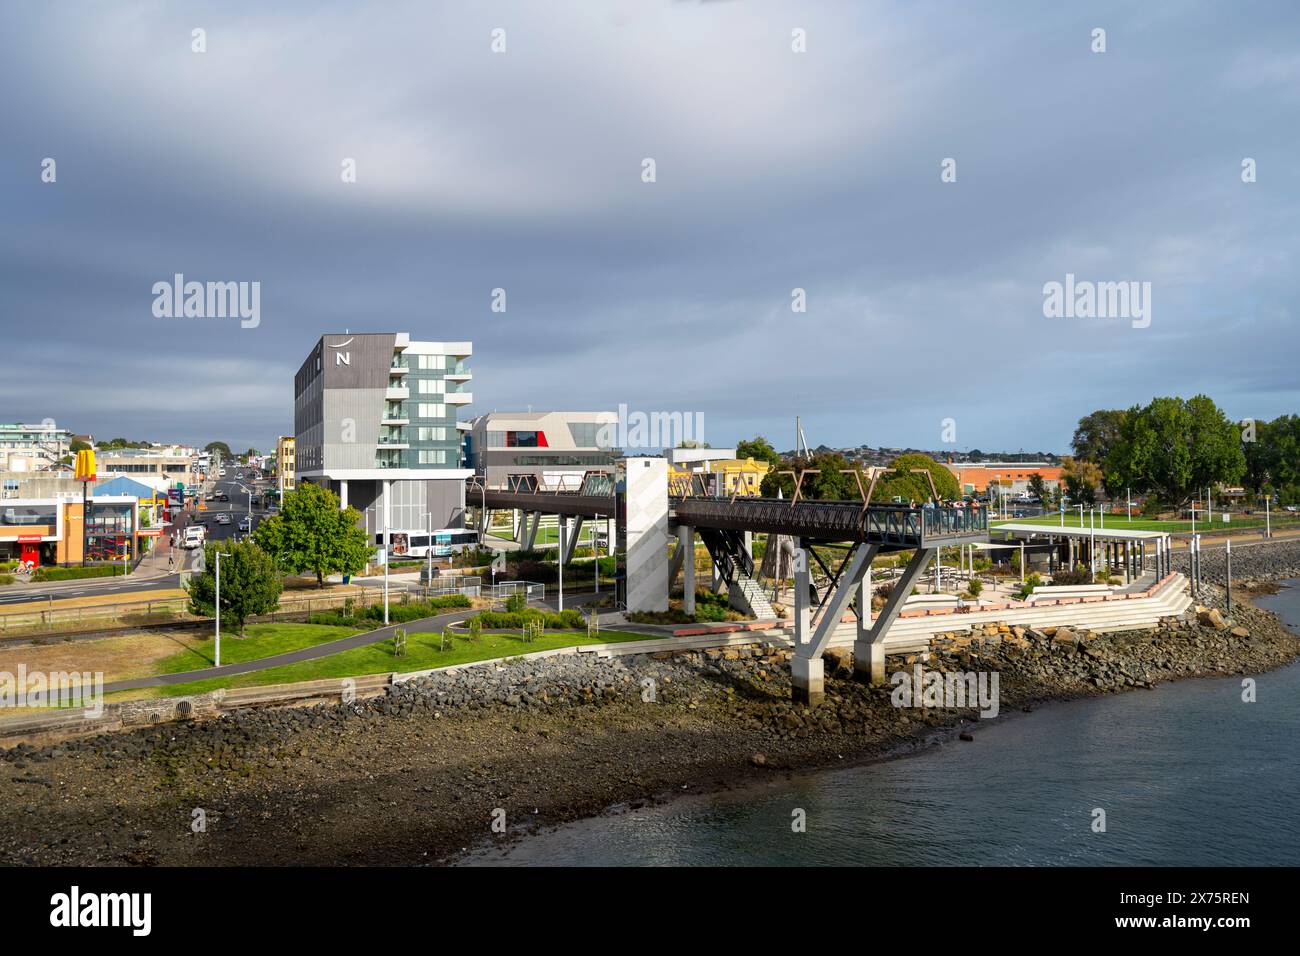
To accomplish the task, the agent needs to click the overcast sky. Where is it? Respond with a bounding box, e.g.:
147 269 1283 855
2 1 1297 455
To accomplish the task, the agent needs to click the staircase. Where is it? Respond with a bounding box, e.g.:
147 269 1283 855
697 528 778 620
831 573 1192 655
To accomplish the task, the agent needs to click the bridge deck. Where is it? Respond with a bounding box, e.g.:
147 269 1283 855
478 488 988 548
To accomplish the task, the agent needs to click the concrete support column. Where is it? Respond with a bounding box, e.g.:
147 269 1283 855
793 539 811 645
680 525 696 616
853 574 885 685
339 479 349 510
791 655 824 706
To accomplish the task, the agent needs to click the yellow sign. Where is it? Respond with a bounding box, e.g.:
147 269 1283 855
74 449 97 483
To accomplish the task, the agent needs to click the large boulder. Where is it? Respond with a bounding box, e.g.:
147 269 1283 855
1198 608 1229 631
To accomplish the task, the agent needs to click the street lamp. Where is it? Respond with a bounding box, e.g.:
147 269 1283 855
214 548 222 667
593 512 603 595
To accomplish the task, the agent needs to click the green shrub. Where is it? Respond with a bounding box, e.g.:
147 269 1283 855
1016 573 1043 601
32 565 121 582
1051 567 1092 586
0 574 14 585
966 578 983 598
504 592 527 614
477 608 584 630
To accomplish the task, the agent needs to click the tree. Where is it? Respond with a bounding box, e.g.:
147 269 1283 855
186 540 282 637
760 452 861 500
1105 395 1246 509
735 436 781 468
69 439 91 454
872 454 961 503
253 482 373 587
1027 473 1048 502
1060 456 1101 506
1071 409 1128 464
205 441 233 459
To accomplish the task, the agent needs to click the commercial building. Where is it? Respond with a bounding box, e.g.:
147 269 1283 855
467 411 618 490
276 436 296 495
294 332 475 558
0 495 145 567
668 453 769 497
0 422 73 472
945 462 1063 497
95 448 195 483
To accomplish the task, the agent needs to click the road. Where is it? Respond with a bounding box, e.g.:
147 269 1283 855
0 468 275 608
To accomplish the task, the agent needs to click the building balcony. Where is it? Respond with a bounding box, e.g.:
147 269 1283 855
444 390 472 405
385 386 410 401
380 417 409 426
376 441 410 450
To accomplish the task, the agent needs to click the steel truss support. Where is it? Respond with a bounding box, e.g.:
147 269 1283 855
791 542 879 704
560 516 585 565
854 547 936 686
521 511 541 551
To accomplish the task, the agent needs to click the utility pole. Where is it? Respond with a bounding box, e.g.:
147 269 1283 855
1265 495 1271 539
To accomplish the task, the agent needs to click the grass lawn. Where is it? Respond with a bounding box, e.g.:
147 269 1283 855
152 622 367 673
108 626 663 701
991 514 1297 534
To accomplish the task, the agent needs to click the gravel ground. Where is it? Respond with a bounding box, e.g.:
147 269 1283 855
2 543 1298 867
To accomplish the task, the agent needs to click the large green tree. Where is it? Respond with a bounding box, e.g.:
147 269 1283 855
186 540 283 637
1105 395 1246 509
1071 409 1128 464
872 453 961 504
735 435 781 468
253 482 373 587
1243 414 1300 503
760 452 861 500
205 441 233 459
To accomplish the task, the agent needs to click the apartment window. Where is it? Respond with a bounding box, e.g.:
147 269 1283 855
417 354 446 370
417 427 448 442
506 431 542 447
417 403 447 419
418 449 448 465
417 379 445 395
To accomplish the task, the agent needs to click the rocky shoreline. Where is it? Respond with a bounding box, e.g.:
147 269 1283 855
1 549 1298 867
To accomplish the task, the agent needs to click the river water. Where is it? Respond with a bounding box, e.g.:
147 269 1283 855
465 583 1300 866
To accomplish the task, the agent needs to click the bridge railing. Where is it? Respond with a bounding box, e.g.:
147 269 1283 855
921 505 988 541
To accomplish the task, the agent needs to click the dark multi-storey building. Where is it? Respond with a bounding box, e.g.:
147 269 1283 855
293 332 475 558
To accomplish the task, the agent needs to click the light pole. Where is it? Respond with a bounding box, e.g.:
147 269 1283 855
558 516 565 612
214 548 222 667
382 479 390 626
593 512 602 595
426 511 433 598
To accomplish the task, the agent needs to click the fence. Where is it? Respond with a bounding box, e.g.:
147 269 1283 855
487 580 546 604
0 589 364 638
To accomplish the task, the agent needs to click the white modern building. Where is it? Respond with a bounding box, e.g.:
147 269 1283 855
467 410 618 490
